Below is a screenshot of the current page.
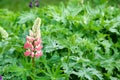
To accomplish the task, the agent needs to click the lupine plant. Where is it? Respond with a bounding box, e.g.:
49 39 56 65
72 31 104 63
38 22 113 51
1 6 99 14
24 17 43 68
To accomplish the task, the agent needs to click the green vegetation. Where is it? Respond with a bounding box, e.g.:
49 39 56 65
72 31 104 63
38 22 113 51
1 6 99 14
0 0 120 80
0 0 68 11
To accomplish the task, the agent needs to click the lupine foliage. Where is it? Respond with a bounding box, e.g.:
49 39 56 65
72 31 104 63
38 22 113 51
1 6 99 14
0 0 120 80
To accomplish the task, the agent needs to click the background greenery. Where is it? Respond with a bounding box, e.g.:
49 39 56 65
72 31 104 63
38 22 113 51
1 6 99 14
0 0 120 11
0 0 120 80
0 0 68 11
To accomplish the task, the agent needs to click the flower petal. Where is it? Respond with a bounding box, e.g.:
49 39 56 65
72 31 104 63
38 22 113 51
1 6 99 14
35 51 42 58
34 38 41 46
24 41 33 49
26 36 35 42
31 52 34 57
35 45 43 51
24 50 31 56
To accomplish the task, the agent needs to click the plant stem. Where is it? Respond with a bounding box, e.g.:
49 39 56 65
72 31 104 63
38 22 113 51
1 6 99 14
32 57 35 80
32 57 35 67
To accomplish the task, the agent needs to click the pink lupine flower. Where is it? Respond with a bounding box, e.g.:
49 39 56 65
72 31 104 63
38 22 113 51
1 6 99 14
24 18 43 58
24 41 33 49
34 38 41 46
35 45 43 51
31 52 35 57
35 51 42 58
24 50 31 56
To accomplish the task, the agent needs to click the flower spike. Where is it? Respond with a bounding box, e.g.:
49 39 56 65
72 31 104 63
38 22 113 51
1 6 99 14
24 17 43 58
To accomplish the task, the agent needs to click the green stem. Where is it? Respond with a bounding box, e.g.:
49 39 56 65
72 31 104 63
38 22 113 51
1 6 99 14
32 57 35 67
32 57 35 80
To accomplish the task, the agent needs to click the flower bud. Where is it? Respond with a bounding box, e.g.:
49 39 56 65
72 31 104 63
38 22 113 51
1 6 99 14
29 2 33 8
26 36 35 42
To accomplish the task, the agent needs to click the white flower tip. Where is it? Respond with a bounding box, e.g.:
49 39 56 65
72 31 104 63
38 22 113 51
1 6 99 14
32 17 41 31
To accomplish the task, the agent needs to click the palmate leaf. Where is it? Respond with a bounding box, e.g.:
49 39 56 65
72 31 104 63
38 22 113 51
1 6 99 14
99 40 112 53
72 68 103 80
100 56 120 75
17 12 36 24
110 76 119 80
44 38 64 53
107 16 120 35
61 55 103 80
109 28 119 34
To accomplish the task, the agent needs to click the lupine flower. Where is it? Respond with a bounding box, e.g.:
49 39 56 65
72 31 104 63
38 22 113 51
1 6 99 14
24 18 42 58
0 26 9 39
29 2 33 8
29 0 39 8
35 0 39 7
0 76 2 80
24 50 31 56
